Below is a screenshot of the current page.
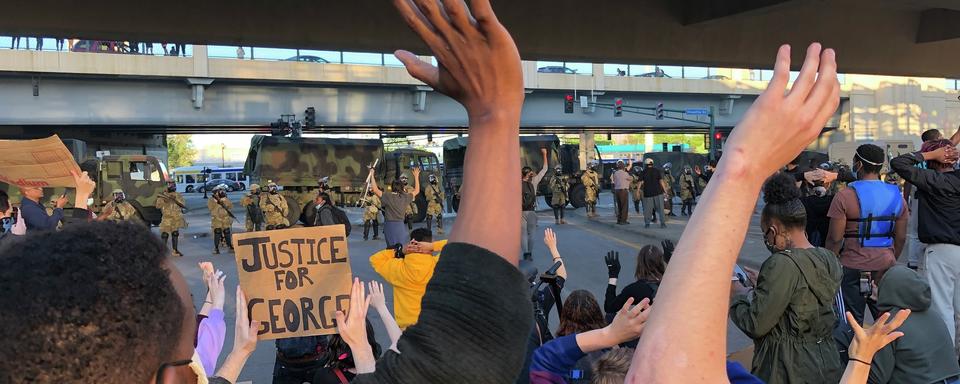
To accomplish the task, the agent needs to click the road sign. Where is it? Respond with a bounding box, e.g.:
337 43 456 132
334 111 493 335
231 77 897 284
685 108 710 116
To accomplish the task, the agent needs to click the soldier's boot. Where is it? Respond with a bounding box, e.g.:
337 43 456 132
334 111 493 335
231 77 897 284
372 220 380 240
212 229 222 254
436 215 444 235
224 229 235 252
363 221 371 241
559 208 567 225
161 231 170 248
171 231 183 257
425 215 433 230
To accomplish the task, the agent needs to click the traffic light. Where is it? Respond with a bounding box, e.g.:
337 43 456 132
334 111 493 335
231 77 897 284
304 107 316 128
656 102 664 120
714 132 723 141
564 94 574 114
614 97 623 117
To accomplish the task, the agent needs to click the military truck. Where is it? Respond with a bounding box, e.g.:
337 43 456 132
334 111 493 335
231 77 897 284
443 135 602 211
0 139 170 225
243 135 443 225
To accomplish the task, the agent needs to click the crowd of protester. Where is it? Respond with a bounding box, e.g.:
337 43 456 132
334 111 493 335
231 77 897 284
2 1 960 383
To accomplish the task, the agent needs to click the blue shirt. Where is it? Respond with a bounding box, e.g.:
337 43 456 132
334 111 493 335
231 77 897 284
20 197 62 231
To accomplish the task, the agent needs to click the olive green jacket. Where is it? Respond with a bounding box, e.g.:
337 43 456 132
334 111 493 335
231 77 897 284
730 247 843 384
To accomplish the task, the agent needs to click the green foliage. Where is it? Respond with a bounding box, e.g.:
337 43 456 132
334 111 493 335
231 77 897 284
166 134 198 168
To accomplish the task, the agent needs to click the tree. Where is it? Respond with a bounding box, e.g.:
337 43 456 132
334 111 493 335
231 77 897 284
166 134 198 168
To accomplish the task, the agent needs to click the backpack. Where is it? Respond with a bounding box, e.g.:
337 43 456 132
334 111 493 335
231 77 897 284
317 204 352 236
276 336 325 359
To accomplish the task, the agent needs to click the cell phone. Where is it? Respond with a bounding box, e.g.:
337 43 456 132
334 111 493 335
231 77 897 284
733 264 748 287
569 370 583 379
859 271 872 296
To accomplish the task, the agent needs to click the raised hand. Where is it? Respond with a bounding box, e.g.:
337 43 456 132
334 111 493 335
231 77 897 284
605 251 621 279
233 286 260 354
206 269 226 310
543 228 558 251
660 240 675 262
335 278 375 373
722 43 839 180
392 0 523 120
368 281 388 311
608 297 651 342
847 310 910 363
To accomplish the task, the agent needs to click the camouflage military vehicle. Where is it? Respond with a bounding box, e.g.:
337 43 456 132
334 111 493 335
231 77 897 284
244 135 443 225
0 139 170 225
444 135 599 210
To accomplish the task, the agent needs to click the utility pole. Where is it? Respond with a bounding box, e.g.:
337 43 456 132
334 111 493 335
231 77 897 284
220 143 226 167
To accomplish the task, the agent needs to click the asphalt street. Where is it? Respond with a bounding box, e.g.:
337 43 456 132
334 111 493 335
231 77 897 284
165 191 769 383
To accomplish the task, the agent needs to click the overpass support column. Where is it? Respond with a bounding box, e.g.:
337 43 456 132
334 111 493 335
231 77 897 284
579 132 596 170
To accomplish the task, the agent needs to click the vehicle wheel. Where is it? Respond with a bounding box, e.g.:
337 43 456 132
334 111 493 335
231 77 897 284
300 201 317 226
569 184 586 208
186 185 195 193
286 198 303 227
239 183 246 191
412 195 428 223
227 186 235 192
198 186 206 194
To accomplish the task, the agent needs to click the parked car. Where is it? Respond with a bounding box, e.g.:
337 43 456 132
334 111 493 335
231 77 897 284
198 179 243 193
537 66 577 74
71 40 130 54
703 75 731 80
283 55 330 63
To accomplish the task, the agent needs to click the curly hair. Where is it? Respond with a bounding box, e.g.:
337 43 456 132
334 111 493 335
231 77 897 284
761 172 806 229
556 290 606 337
0 221 184 384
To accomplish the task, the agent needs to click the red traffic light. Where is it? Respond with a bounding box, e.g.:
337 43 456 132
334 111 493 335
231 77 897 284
614 98 623 106
714 132 723 140
565 94 574 102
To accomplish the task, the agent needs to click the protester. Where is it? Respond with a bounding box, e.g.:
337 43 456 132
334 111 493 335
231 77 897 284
0 190 17 244
369 166 420 248
520 228 570 383
840 310 911 384
369 228 446 329
890 138 960 354
521 148 549 260
19 169 95 231
196 262 227 375
530 298 650 383
557 290 606 337
604 245 664 322
610 159 633 225
827 144 908 325
639 158 668 228
801 166 835 247
731 172 844 383
0 222 260 383
312 191 337 226
589 348 633 384
866 265 960 383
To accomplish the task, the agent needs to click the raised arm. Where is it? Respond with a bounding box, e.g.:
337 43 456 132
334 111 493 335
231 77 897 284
629 43 840 382
409 167 421 197
368 281 403 352
542 228 567 279
369 168 383 197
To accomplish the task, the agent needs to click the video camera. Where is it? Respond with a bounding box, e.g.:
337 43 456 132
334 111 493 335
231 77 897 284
528 260 564 346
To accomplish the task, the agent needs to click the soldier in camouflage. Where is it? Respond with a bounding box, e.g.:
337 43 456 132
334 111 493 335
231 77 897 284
581 161 600 218
662 163 677 217
98 189 141 224
630 166 643 214
156 181 187 256
549 165 569 225
425 174 445 234
400 175 418 230
318 176 338 207
261 182 290 230
361 187 381 240
678 166 702 216
240 183 264 232
208 184 235 254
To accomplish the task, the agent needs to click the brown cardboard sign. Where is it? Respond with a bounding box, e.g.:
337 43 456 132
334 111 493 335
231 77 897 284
0 135 80 188
233 225 352 340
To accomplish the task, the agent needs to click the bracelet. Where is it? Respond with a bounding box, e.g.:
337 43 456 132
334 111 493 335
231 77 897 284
849 357 871 366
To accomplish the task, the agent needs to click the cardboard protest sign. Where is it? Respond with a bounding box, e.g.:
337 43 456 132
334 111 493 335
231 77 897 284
0 135 80 188
233 225 353 340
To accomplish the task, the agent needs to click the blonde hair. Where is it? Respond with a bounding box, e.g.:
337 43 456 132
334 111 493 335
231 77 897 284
591 348 634 384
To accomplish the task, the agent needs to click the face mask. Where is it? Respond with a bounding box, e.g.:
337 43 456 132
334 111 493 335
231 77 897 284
764 227 784 254
114 196 124 203
167 187 176 192
685 170 691 174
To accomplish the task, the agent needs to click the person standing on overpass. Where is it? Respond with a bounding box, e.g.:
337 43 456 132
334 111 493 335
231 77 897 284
521 148 548 261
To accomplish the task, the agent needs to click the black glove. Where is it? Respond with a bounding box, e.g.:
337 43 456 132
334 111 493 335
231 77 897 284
661 240 675 263
393 243 405 259
605 251 621 279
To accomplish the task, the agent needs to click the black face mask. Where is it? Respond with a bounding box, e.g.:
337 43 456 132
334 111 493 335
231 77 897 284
167 187 176 192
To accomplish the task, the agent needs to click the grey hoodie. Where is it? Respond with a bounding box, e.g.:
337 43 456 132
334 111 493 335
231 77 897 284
869 265 960 384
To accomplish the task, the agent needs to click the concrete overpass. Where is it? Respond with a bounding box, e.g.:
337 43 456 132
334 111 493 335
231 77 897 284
1 47 959 153
4 1 960 78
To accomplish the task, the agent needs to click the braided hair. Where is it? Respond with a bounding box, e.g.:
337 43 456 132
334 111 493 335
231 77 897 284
761 172 806 229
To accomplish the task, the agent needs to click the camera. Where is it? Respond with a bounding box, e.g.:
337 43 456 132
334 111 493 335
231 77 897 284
529 260 563 346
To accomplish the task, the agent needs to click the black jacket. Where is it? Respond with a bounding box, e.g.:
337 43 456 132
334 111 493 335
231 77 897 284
890 152 960 245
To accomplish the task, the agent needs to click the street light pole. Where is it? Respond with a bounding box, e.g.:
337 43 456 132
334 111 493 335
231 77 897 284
220 143 225 167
